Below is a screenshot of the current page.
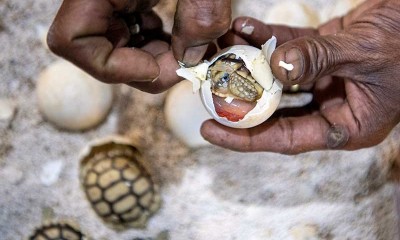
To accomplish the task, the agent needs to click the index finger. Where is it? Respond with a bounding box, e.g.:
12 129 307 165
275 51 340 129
171 0 232 66
47 0 160 84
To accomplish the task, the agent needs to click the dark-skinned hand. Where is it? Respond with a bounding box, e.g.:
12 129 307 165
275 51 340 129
171 0 231 66
201 0 400 154
47 0 181 94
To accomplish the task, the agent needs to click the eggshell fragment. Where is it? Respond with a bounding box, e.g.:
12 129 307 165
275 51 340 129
36 60 113 131
279 61 294 71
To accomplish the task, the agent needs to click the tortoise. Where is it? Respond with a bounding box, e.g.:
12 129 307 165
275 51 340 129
79 136 161 230
208 53 264 103
28 222 88 240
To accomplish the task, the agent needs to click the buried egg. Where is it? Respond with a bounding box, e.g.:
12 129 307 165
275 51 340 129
79 136 161 230
37 60 113 131
28 222 88 240
176 37 282 129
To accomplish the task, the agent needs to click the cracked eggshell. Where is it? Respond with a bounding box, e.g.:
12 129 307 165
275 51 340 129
36 60 113 131
176 37 282 129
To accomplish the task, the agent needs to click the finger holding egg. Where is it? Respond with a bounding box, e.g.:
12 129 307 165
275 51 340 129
176 36 283 129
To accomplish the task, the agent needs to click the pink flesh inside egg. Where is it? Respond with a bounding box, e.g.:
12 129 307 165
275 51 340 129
212 94 257 122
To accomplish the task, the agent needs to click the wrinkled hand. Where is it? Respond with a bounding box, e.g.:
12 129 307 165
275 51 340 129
201 0 400 154
47 0 180 93
171 0 231 66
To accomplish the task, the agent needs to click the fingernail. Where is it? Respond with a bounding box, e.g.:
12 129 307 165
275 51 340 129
284 48 304 82
326 124 349 149
182 45 208 67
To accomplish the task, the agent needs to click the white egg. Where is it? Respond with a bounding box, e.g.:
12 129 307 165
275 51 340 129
176 37 282 129
164 81 211 148
264 1 320 28
36 60 113 131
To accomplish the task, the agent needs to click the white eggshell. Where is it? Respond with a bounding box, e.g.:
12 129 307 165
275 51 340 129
164 81 212 148
264 1 320 28
176 37 282 129
37 60 113 131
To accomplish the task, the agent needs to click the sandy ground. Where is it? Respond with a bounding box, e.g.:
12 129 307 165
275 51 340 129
0 0 400 239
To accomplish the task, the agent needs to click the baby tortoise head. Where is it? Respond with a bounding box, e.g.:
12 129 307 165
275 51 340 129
79 136 161 230
208 54 264 102
29 222 88 240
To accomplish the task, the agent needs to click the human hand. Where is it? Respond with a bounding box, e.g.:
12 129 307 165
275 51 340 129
171 0 232 66
201 0 400 154
47 0 180 93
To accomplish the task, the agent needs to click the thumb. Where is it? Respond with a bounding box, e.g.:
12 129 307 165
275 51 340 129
270 34 359 85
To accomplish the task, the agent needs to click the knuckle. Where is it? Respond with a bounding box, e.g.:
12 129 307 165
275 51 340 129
46 23 73 57
180 4 231 37
304 37 336 79
201 15 230 34
275 118 297 154
349 8 400 73
354 31 394 75
350 109 390 148
298 35 352 83
173 1 231 42
98 67 118 84
328 108 387 150
46 26 63 54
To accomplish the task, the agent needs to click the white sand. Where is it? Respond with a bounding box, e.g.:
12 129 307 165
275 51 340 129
0 0 399 239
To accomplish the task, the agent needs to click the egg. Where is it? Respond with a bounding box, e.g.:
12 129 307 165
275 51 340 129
164 81 212 148
264 1 320 28
36 60 113 131
176 37 282 129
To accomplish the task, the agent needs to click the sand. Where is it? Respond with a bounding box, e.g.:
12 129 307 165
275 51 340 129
0 0 399 239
